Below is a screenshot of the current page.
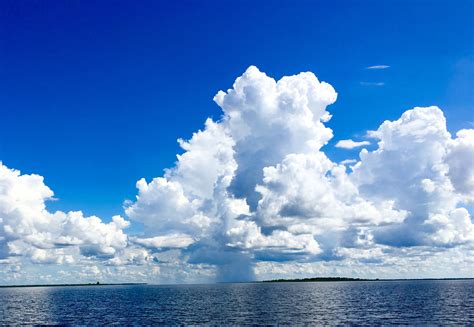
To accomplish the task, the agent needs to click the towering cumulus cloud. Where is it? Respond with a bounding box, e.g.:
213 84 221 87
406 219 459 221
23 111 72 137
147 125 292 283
125 66 474 281
1 66 473 283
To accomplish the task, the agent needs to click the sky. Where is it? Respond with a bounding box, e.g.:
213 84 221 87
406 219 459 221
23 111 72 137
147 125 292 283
0 0 473 284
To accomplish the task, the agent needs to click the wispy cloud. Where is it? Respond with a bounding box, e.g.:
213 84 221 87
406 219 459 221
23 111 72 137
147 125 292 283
366 65 390 69
360 81 385 86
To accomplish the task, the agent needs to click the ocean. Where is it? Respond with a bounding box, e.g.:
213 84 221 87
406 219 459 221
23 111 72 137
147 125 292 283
1 280 473 325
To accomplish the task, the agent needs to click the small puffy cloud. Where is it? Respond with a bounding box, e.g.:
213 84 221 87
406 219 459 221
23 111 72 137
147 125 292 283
226 220 321 256
335 139 371 149
106 247 152 266
125 177 209 235
424 208 474 246
340 159 357 165
30 249 74 265
59 212 129 258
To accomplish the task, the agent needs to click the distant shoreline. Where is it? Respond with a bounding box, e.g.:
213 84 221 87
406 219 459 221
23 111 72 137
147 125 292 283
1 278 473 288
0 282 147 289
263 277 370 282
262 277 474 283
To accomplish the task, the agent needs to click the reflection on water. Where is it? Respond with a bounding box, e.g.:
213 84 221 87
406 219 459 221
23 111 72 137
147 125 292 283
0 287 56 324
0 280 473 324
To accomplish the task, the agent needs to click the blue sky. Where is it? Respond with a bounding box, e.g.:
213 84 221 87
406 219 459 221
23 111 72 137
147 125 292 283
1 1 474 284
1 0 472 219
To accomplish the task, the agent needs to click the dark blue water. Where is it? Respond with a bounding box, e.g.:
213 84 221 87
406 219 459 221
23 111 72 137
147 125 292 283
1 280 473 325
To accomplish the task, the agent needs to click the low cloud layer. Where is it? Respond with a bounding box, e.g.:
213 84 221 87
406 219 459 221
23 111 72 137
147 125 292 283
1 66 473 283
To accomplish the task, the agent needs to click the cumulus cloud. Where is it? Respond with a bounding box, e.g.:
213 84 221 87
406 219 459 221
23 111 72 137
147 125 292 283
352 106 474 247
0 163 131 264
123 66 342 280
1 66 473 283
214 66 337 208
335 139 371 149
123 66 473 281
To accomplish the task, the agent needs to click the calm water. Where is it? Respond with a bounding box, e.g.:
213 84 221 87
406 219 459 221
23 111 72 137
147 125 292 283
1 280 473 325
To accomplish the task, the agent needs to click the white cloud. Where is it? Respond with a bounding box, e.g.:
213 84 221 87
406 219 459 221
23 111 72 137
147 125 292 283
106 246 151 266
30 248 74 265
335 139 371 149
124 67 472 281
445 129 474 202
366 65 390 69
0 163 130 263
360 82 385 86
340 159 357 165
132 233 195 250
214 65 337 208
352 106 474 247
125 177 212 235
424 208 474 246
1 66 473 284
226 220 321 255
124 66 340 280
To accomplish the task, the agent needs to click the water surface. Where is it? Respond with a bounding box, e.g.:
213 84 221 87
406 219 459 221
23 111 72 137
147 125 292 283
1 280 473 325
